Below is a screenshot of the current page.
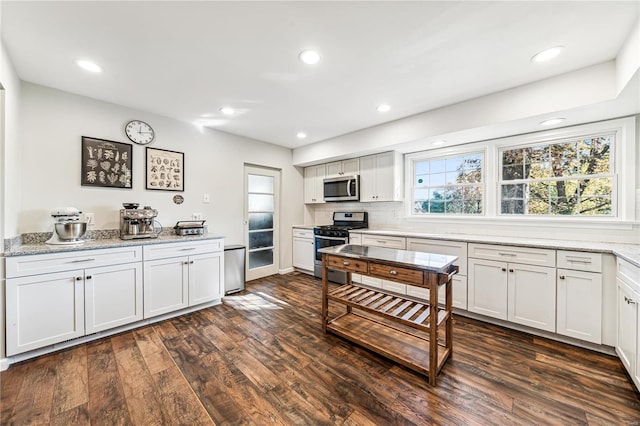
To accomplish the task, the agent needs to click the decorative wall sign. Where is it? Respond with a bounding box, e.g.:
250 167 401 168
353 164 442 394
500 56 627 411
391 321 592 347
81 136 132 188
146 147 184 191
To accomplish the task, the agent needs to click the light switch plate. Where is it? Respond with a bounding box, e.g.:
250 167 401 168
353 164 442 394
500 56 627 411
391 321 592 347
203 193 210 203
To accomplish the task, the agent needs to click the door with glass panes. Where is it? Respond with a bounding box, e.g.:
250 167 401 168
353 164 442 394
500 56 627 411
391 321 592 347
245 165 280 281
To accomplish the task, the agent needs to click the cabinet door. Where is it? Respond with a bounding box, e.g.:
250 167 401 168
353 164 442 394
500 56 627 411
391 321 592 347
342 159 359 175
304 165 325 204
406 275 467 310
616 280 638 377
189 252 223 306
557 269 602 343
292 237 315 272
468 258 508 320
325 161 344 178
373 152 397 201
359 154 377 202
6 270 85 356
507 264 556 332
143 256 189 318
85 263 143 334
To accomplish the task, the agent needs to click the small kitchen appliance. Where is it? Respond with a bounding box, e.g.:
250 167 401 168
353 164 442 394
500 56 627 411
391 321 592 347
173 220 206 236
323 175 360 202
313 211 368 283
45 207 87 245
120 205 161 239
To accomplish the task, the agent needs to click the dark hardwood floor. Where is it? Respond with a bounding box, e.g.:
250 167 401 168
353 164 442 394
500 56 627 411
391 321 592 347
2 272 639 425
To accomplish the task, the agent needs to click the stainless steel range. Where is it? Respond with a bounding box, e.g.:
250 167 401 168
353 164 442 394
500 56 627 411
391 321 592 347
314 211 368 283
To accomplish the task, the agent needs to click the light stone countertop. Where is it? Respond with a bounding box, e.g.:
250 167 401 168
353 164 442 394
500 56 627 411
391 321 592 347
292 225 315 230
349 229 640 268
5 233 226 257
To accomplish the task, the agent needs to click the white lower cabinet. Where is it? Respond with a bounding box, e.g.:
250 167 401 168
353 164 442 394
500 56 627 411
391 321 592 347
556 268 602 344
292 228 314 273
407 275 467 309
6 270 85 356
468 257 556 332
616 258 640 390
142 240 224 319
5 246 144 356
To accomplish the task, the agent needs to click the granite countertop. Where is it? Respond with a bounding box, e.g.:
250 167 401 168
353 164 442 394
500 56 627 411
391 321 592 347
319 244 458 274
349 229 640 268
5 233 225 257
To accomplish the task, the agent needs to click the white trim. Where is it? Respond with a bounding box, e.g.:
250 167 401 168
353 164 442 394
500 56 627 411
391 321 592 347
0 357 8 371
279 267 294 274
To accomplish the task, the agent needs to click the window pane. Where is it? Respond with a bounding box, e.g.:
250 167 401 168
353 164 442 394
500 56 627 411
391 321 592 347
415 174 429 186
581 196 611 215
248 231 273 249
415 161 429 175
248 194 273 212
503 148 524 166
249 249 273 269
579 137 610 175
248 174 274 193
446 157 464 172
430 173 446 186
445 188 463 213
550 142 579 176
248 213 273 231
430 159 446 173
527 146 550 178
501 199 524 214
527 181 550 215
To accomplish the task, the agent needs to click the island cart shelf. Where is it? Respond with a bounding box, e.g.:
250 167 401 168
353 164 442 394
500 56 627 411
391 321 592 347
320 244 458 386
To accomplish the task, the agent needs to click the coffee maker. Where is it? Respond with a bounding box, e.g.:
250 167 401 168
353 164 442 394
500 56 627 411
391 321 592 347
120 204 160 240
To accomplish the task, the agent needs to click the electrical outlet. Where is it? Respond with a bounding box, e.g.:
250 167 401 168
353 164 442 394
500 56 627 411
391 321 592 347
192 212 203 220
203 193 210 203
85 212 95 225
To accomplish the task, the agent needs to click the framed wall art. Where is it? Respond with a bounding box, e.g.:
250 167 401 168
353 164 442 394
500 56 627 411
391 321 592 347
146 147 184 191
81 136 133 188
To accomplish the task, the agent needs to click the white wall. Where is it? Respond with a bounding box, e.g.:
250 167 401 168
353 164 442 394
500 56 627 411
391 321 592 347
18 82 303 269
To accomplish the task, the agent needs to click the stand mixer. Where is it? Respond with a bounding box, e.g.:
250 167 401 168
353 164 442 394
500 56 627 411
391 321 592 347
45 207 88 245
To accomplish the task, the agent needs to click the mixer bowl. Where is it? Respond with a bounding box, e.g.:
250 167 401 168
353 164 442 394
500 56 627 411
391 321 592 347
55 222 87 241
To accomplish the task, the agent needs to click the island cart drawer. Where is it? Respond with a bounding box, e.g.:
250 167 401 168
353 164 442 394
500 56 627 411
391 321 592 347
467 243 555 267
143 239 223 261
6 246 143 278
292 228 313 239
369 263 423 286
326 255 368 274
361 234 407 249
557 250 602 273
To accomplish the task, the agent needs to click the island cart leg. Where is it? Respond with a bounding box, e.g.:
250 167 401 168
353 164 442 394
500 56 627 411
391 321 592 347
322 253 329 333
428 272 438 386
446 271 453 355
346 271 352 313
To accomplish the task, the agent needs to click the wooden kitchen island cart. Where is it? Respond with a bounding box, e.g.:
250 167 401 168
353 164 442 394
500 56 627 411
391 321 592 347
320 244 458 386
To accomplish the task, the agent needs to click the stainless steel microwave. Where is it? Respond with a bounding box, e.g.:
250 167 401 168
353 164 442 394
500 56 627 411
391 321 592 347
323 175 359 202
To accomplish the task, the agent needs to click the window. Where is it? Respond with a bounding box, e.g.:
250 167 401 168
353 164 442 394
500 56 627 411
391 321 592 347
410 152 483 215
499 134 614 216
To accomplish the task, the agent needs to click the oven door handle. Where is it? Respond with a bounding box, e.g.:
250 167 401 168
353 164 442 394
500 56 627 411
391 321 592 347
315 236 348 241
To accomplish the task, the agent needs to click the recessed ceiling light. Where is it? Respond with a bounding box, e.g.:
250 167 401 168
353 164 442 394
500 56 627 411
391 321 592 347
76 59 102 73
296 132 307 139
219 107 235 115
540 118 565 126
432 140 446 146
299 50 321 65
531 46 565 63
376 104 391 113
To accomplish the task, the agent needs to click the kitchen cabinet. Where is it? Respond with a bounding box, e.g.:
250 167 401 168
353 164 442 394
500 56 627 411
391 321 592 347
325 159 359 178
616 258 640 390
406 238 468 309
556 251 603 344
142 240 223 318
354 234 407 293
304 164 326 204
468 243 556 332
5 246 143 356
292 228 314 273
359 151 403 202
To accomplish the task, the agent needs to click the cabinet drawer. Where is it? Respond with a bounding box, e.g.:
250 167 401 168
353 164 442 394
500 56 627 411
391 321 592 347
326 255 368 274
618 258 640 293
369 263 423 286
407 238 468 276
557 250 602 272
292 228 314 239
468 243 555 267
6 246 143 278
362 234 406 249
143 239 223 260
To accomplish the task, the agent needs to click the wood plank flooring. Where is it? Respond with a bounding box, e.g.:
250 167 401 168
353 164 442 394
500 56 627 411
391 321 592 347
1 272 639 425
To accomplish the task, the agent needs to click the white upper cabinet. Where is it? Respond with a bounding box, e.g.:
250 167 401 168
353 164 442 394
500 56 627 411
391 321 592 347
304 164 326 204
359 151 403 202
325 158 359 178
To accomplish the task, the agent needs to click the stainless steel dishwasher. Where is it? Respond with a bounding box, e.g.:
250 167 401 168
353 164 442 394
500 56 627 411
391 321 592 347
224 245 246 295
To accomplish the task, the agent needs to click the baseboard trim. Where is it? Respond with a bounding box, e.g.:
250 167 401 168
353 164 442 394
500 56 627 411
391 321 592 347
279 267 294 274
0 358 9 371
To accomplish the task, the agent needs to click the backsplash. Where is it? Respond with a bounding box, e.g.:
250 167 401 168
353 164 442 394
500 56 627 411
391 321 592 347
308 201 640 245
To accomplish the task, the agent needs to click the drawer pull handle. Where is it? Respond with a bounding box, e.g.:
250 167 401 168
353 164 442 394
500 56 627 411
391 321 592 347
70 258 95 263
389 270 398 275
86 275 92 280
190 261 194 264
377 240 387 244
559 275 565 280
501 268 507 272
498 252 516 257
343 261 350 266
625 296 637 305
180 248 197 251
566 257 592 264
76 277 83 281
183 261 189 265
509 269 514 273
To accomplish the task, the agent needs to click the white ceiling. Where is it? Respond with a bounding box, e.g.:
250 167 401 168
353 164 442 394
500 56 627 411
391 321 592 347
2 1 638 149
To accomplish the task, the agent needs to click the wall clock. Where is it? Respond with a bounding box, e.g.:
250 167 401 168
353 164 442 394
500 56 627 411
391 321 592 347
125 120 155 145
